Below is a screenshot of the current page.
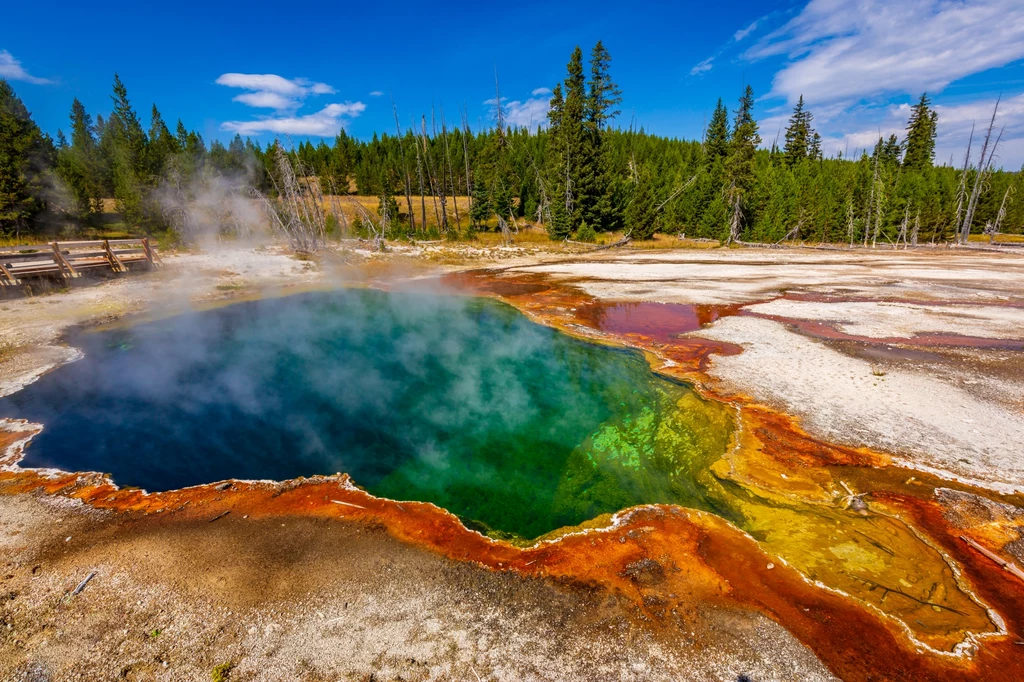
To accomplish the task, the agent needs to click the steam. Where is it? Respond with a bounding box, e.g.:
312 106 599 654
156 154 270 249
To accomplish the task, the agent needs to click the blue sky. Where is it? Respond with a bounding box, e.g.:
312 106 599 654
3 0 1024 166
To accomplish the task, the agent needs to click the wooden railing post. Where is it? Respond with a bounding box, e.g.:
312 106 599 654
104 239 126 273
51 242 79 279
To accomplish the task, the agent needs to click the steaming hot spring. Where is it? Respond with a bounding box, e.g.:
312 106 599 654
0 289 736 541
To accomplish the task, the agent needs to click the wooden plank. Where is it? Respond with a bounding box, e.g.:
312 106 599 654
51 240 105 248
0 260 19 285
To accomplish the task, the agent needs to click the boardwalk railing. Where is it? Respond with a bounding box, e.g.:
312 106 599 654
0 238 161 286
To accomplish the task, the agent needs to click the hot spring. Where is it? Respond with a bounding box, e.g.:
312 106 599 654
0 289 736 540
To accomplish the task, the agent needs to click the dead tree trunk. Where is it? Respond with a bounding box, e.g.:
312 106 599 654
961 97 1002 244
392 97 416 233
421 115 443 232
953 123 974 242
992 185 1014 242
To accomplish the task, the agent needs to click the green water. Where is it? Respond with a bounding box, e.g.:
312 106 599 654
2 289 735 540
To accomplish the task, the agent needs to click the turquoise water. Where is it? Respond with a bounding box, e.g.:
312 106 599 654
0 289 734 539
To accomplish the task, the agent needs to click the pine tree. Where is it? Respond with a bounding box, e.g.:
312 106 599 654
625 168 658 239
586 40 622 131
147 104 178 177
562 46 591 231
705 99 730 163
724 85 761 243
0 79 52 234
469 180 490 227
108 74 149 226
808 131 822 161
586 40 623 231
903 93 938 171
783 95 815 166
58 98 103 217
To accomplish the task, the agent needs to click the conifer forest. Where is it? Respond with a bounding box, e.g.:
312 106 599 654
1 42 1022 246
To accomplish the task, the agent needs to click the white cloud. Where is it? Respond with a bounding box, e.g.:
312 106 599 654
231 91 297 110
486 90 551 129
0 50 51 85
733 20 760 42
748 0 1024 105
369 90 384 97
689 57 714 76
221 101 367 136
215 72 335 110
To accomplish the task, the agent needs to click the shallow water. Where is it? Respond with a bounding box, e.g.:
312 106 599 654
1 289 734 540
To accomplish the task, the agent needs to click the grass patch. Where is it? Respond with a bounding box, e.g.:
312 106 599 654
211 661 235 682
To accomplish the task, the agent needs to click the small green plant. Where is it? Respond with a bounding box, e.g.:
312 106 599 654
211 661 234 682
574 221 597 243
870 366 887 377
148 628 161 639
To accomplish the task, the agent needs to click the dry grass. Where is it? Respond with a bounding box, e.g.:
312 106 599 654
969 233 1024 244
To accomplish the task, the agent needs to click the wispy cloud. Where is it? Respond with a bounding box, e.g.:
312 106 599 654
748 0 1024 105
221 102 367 136
733 20 760 42
689 57 714 76
0 50 51 85
215 72 336 110
369 90 384 97
486 88 551 129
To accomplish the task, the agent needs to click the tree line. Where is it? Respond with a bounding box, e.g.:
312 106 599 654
1 45 1021 245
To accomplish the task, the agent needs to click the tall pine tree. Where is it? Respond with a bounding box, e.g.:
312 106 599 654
903 93 938 171
725 85 761 243
783 95 815 166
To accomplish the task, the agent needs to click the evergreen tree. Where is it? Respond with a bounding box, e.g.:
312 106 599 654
147 104 178 176
725 85 761 242
469 180 490 226
808 131 822 161
903 93 938 171
0 79 52 234
586 40 623 231
705 99 730 162
783 95 815 166
561 46 591 231
586 41 622 131
59 98 103 217
625 169 658 239
108 74 149 226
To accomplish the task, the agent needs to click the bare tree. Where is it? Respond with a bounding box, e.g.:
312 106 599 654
250 142 327 253
960 97 1003 244
953 123 974 240
992 184 1015 242
392 96 416 233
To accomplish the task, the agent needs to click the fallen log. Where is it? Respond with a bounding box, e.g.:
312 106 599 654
590 236 632 252
960 536 1024 583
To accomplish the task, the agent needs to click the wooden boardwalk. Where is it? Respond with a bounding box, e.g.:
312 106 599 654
0 238 160 287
